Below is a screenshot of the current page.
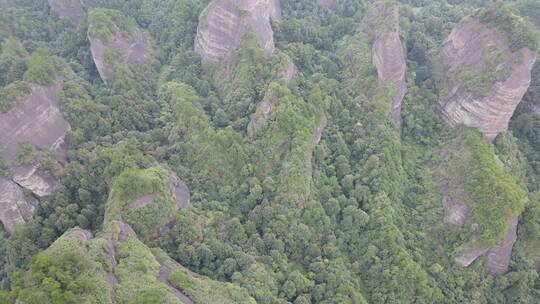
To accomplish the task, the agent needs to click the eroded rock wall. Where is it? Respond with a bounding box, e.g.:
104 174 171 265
484 217 518 275
0 84 69 232
0 177 38 233
368 1 407 126
88 31 151 84
438 18 537 141
194 0 282 62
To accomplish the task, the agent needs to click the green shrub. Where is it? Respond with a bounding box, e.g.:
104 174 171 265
0 81 30 112
22 48 61 85
445 130 528 247
88 9 137 43
477 2 540 51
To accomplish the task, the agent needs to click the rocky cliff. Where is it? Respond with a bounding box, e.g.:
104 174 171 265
0 177 38 233
0 84 70 232
88 9 151 84
13 164 255 304
194 0 282 62
484 217 518 275
437 130 527 274
367 1 407 126
438 16 537 141
48 0 84 22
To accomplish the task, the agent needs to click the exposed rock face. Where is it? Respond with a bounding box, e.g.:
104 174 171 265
368 1 407 126
438 18 537 141
0 84 69 232
439 178 467 226
484 217 518 275
194 0 282 62
175 180 191 209
88 31 151 84
0 84 68 165
0 177 38 233
48 0 84 22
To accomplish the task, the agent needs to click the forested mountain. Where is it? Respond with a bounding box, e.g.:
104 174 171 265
0 0 539 303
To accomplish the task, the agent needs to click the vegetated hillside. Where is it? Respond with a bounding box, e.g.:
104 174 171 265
0 0 540 303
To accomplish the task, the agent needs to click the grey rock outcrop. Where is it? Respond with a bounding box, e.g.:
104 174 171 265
0 177 38 233
0 84 68 165
438 17 537 141
88 31 151 84
367 1 407 126
195 0 282 62
484 218 518 275
438 177 468 227
48 0 84 22
0 84 69 232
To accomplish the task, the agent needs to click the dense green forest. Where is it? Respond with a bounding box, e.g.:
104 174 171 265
0 0 539 303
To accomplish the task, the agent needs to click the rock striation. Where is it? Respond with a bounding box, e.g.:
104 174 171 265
88 10 151 84
367 1 407 126
438 17 537 141
48 0 84 22
0 84 70 232
194 0 282 62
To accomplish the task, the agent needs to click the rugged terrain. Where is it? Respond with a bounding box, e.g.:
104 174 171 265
366 1 407 126
88 9 151 84
0 84 69 233
194 0 282 62
438 16 537 141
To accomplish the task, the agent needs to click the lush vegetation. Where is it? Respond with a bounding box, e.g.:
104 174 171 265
0 81 30 112
477 1 540 51
441 129 528 248
22 47 63 85
88 8 138 42
0 0 539 303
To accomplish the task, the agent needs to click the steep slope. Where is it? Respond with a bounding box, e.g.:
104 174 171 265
194 0 282 62
0 79 70 233
13 162 255 303
88 8 151 84
0 178 37 233
436 129 527 273
113 166 191 242
366 0 407 126
438 5 538 141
